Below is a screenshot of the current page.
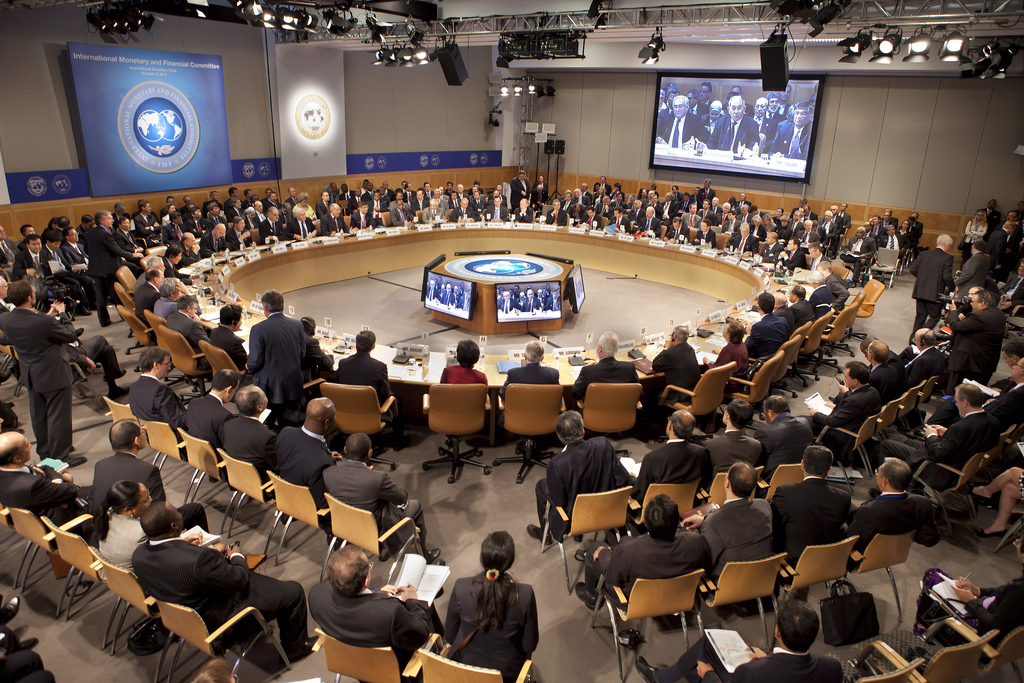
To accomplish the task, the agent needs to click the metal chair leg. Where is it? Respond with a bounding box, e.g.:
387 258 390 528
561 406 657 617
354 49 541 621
166 636 186 683
154 633 175 683
320 536 339 583
275 516 294 566
221 491 240 535
263 510 283 556
590 575 606 629
14 540 33 589
110 603 133 655
65 571 85 621
21 544 41 590
757 595 769 650
887 567 902 625
558 541 571 594
57 568 77 618
102 597 123 651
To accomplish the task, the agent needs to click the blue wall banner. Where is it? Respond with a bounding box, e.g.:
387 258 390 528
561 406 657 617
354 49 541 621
5 168 91 204
346 150 502 176
231 157 280 184
67 42 232 198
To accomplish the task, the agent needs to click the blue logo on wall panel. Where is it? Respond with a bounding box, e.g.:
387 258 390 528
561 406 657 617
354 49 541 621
348 151 500 175
119 82 199 174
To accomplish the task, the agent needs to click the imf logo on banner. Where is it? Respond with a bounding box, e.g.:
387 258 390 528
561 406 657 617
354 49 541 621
364 156 375 171
26 176 47 197
480 153 489 165
377 157 387 170
469 153 479 166
431 154 441 167
258 161 272 177
52 174 72 195
295 94 331 141
118 82 200 174
419 155 429 168
242 162 256 179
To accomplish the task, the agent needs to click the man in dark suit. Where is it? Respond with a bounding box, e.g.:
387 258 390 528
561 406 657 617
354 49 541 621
87 210 143 327
209 305 247 371
651 326 701 407
846 458 940 553
809 362 882 464
807 271 835 319
59 225 89 271
220 385 278 480
745 293 789 359
0 432 90 526
185 370 239 450
636 599 842 683
779 239 807 270
767 101 814 159
510 171 530 209
134 268 162 320
731 223 759 255
955 239 990 294
696 180 715 209
577 494 712 609
324 433 439 561
685 462 772 578
770 445 851 564
0 281 80 467
224 217 252 251
708 95 759 155
691 220 716 247
787 286 814 330
276 398 337 511
310 545 437 671
335 330 403 447
286 207 317 240
759 233 786 263
349 203 380 232
247 290 305 428
134 502 314 660
528 411 630 543
633 411 707 504
198 224 227 258
572 331 639 402
881 383 1000 490
259 206 285 244
910 235 956 332
499 341 560 400
129 347 186 432
902 329 948 389
633 207 661 238
656 95 707 149
754 396 815 481
840 227 877 285
865 341 906 404
819 261 851 310
166 295 210 354
999 260 1024 313
947 288 1006 391
33 230 96 312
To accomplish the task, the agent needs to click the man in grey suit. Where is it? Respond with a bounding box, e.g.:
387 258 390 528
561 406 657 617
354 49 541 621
683 462 773 578
165 295 210 354
247 290 306 429
955 239 990 294
323 433 440 563
0 281 83 467
910 234 956 333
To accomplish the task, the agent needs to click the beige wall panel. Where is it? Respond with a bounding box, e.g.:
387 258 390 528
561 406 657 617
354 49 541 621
868 79 940 207
823 77 890 203
607 73 654 181
966 80 1024 213
343 54 397 153
576 73 616 176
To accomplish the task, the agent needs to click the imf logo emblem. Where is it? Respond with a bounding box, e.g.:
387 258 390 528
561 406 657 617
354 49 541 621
52 174 72 195
26 176 47 197
364 156 375 171
377 157 387 170
118 82 199 174
294 94 331 141
431 154 441 167
419 155 429 168
258 161 272 177
242 162 256 179
469 153 479 166
480 153 489 165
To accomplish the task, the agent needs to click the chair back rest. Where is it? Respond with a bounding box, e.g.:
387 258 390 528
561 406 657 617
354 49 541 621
850 410 882 448
197 340 240 374
155 326 203 376
155 601 214 655
320 383 385 436
642 481 700 517
772 336 804 383
919 375 939 403
325 494 383 557
844 293 866 329
822 303 859 342
765 464 804 501
624 569 705 621
713 553 787 606
872 249 898 268
858 280 886 317
857 531 915 574
897 380 926 418
876 399 901 432
7 507 53 548
502 384 564 437
707 467 763 506
268 472 323 526
143 420 184 462
987 625 1024 670
791 321 813 342
568 486 632 537
179 430 222 481
858 657 925 682
419 649 504 683
956 451 990 487
582 383 643 434
100 559 155 615
427 384 488 436
921 630 999 683
800 311 834 354
143 309 167 331
316 628 400 683
116 266 136 292
742 350 785 403
104 397 138 424
790 537 859 590
117 305 154 344
686 361 736 414
217 449 267 501
145 245 168 257
113 283 135 310
42 519 103 581
832 263 852 280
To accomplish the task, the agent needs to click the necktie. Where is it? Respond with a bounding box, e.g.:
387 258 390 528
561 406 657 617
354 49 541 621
739 238 746 252
789 128 801 156
732 122 740 152
674 119 685 148
888 237 896 249
646 219 652 233
299 221 307 239
1009 278 1022 297
33 255 39 272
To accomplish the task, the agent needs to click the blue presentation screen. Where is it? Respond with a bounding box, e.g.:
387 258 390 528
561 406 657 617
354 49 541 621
67 42 232 197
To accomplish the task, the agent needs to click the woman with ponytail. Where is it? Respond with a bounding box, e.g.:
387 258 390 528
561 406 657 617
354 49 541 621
444 531 538 682
95 480 152 570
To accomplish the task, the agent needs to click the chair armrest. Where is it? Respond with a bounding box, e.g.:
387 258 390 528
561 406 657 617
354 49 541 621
303 378 325 390
379 396 396 414
628 498 641 511
206 606 264 643
89 560 104 573
699 577 717 594
757 478 769 491
59 514 94 531
854 639 911 670
191 353 205 361
696 488 709 502
379 516 417 544
403 633 443 678
555 506 569 522
780 562 797 579
832 427 859 439
730 377 755 388
422 394 430 413
144 596 157 607
485 394 492 411
666 384 696 398
613 586 628 604
514 660 533 683
498 395 505 411
261 482 274 491
316 508 329 516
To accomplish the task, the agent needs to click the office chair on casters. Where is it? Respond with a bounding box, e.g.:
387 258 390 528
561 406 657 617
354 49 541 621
422 384 491 484
493 383 564 484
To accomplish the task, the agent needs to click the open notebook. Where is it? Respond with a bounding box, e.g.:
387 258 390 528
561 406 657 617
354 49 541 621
393 553 450 606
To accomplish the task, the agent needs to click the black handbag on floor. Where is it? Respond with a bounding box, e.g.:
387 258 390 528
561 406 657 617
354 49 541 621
820 579 880 646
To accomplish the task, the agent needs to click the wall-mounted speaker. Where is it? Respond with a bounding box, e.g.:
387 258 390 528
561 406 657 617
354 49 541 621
437 44 468 86
544 140 555 154
760 33 789 91
555 139 565 155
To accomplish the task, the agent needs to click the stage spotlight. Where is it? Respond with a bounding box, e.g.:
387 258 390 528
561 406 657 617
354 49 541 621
373 47 386 65
324 10 357 36
500 84 509 96
903 30 931 62
807 2 842 37
397 47 414 62
277 8 299 30
939 30 966 60
408 27 424 47
587 0 602 19
639 32 664 65
546 85 556 97
513 84 523 96
869 29 901 63
527 83 536 94
412 45 428 60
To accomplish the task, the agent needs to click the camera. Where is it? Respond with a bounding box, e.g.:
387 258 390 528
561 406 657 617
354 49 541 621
937 293 972 315
36 280 72 311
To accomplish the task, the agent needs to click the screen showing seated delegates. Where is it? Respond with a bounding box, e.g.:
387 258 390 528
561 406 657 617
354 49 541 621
496 282 562 322
649 72 825 183
424 275 475 321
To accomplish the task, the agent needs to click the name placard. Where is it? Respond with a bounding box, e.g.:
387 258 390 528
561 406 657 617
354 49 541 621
617 339 636 352
643 332 667 345
568 227 587 235
464 222 482 229
507 349 527 361
323 236 341 245
233 257 246 268
681 244 698 254
226 291 241 302
219 265 230 277
554 346 586 359
701 249 717 258
386 228 401 237
538 224 557 232
490 221 508 229
723 255 741 265
440 223 458 231
417 225 433 232
357 232 374 240
271 244 288 255
249 300 264 315
618 234 635 243
739 260 752 270
513 223 533 230
291 241 309 250
589 229 605 237
648 239 666 248
707 310 724 323
736 299 749 311
246 251 261 262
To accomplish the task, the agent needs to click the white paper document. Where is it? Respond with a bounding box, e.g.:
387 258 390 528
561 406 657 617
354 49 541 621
804 392 832 415
181 526 221 547
619 456 641 478
706 629 754 673
393 553 450 606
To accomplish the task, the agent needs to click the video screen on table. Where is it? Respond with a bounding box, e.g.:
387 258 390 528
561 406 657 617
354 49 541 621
496 281 561 322
649 72 825 183
567 265 585 314
423 274 475 321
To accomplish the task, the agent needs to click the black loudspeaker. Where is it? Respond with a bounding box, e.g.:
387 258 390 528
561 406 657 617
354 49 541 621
555 139 565 155
544 140 555 154
436 43 469 86
760 33 789 91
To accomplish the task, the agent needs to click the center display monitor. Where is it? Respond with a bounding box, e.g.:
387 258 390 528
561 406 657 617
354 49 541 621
423 274 476 321
567 265 586 314
496 281 562 322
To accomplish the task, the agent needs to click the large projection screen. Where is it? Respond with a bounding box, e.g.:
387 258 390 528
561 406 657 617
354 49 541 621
649 72 826 184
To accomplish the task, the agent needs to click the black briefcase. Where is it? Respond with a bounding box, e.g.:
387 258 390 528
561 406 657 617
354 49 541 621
820 579 880 646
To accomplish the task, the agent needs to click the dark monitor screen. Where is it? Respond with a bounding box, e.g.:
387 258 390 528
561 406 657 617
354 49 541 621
496 281 562 322
424 274 475 321
420 254 446 301
568 265 585 314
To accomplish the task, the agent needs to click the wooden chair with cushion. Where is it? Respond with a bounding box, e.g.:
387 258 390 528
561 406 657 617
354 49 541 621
322 494 423 583
217 448 280 542
422 384 491 484
854 627 998 683
144 245 167 257
266 472 333 567
868 250 899 289
705 467 764 507
41 517 109 623
911 450 991 537
590 570 706 681
895 380 926 428
113 282 134 310
724 349 785 417
630 481 701 520
418 647 531 683
846 656 925 683
97 558 159 655
494 383 564 484
198 339 242 373
818 295 863 369
701 553 788 648
116 305 155 354
104 397 137 425
819 409 882 476
780 536 859 597
315 627 407 683
543 486 632 594
848 530 916 625
116 265 136 293
155 325 210 394
319 382 396 470
658 361 735 420
979 624 1024 678
579 383 643 452
769 333 806 398
6 507 89 592
154 601 292 683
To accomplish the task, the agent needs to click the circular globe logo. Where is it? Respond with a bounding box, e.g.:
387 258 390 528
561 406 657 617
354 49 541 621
26 176 47 197
295 94 330 140
258 161 271 177
118 82 199 174
466 259 543 276
52 174 72 195
242 162 255 178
